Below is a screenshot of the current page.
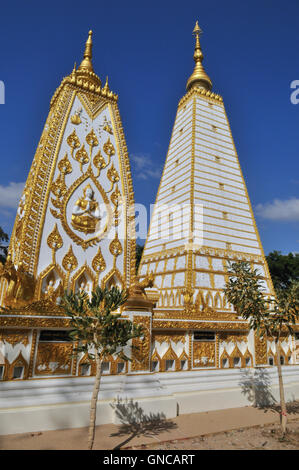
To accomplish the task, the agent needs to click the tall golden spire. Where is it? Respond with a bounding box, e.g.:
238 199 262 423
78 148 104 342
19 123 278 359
186 21 212 92
78 30 94 72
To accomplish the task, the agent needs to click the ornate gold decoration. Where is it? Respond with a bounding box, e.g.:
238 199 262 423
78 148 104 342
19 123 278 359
71 341 79 375
103 136 115 168
51 173 67 203
160 344 178 372
62 246 78 289
86 128 99 157
78 352 96 376
67 129 80 158
92 247 106 276
71 183 101 234
51 166 112 250
131 315 151 372
50 154 73 217
5 29 136 313
154 308 238 321
255 332 267 365
107 164 119 182
7 352 29 380
153 320 249 331
47 224 63 263
220 345 253 369
0 329 29 346
78 30 94 74
182 287 194 306
219 332 248 343
103 116 113 134
62 245 78 273
153 331 186 345
12 190 28 265
50 32 119 110
93 149 106 177
109 233 122 257
123 273 155 312
107 164 120 192
35 262 65 301
74 144 89 172
35 342 73 376
71 264 95 294
186 21 212 92
28 329 38 377
58 153 72 175
111 186 121 207
151 349 162 371
70 111 82 125
103 136 115 158
102 77 110 95
43 277 64 304
193 341 215 368
0 317 70 328
0 257 35 308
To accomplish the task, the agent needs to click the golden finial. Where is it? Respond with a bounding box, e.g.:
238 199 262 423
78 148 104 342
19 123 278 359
78 30 94 72
102 76 110 93
186 21 212 92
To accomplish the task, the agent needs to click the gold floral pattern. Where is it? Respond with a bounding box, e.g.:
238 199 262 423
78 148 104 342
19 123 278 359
62 245 78 272
91 247 106 274
74 144 89 172
93 149 106 176
67 129 80 158
47 224 63 252
85 128 99 157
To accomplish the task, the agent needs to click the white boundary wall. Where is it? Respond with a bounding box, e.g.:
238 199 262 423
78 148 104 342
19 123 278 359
0 366 298 435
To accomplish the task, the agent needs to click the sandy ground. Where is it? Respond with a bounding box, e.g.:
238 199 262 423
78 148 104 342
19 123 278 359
131 419 299 450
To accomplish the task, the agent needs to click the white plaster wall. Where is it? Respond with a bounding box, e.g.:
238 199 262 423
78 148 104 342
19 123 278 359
1 367 299 434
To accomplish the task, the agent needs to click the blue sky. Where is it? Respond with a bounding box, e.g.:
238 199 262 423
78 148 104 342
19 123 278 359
0 0 298 254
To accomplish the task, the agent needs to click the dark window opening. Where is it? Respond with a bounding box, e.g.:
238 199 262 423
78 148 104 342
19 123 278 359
13 366 24 379
193 332 215 342
39 330 72 342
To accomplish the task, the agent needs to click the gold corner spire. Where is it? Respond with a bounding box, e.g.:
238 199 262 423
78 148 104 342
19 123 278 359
78 30 94 72
102 76 109 93
186 20 212 92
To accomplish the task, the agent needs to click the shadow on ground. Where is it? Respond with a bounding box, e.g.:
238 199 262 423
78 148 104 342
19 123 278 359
239 368 277 410
239 368 299 416
110 398 177 449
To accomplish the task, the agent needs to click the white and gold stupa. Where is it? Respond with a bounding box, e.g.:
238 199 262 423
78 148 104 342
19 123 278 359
139 22 295 371
0 31 143 382
0 25 298 435
5 31 136 301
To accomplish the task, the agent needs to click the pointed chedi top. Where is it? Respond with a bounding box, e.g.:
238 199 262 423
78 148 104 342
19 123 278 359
186 21 212 92
78 30 94 72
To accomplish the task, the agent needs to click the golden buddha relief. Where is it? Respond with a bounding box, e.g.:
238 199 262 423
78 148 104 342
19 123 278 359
44 277 55 299
71 184 101 234
52 164 112 250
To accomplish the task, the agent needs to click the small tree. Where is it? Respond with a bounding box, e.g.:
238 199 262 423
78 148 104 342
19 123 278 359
62 286 143 450
224 261 299 436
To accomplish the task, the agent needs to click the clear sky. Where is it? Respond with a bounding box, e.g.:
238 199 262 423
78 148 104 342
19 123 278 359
0 0 298 255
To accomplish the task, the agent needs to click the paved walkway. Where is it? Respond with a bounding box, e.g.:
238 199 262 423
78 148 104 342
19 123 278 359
1 404 296 450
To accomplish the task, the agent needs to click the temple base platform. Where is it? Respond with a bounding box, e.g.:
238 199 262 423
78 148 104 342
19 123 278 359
0 366 299 435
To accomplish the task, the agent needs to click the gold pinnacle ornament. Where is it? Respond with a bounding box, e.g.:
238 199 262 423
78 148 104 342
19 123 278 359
186 20 212 91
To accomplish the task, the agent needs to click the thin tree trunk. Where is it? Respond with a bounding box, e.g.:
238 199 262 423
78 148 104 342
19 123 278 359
88 353 102 450
275 339 287 436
